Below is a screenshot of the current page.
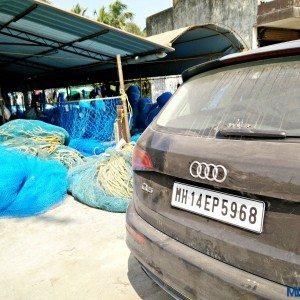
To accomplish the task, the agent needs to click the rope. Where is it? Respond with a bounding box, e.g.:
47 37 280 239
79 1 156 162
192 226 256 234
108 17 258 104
120 89 133 118
119 89 133 139
0 122 66 144
51 147 84 169
97 143 134 199
3 138 84 169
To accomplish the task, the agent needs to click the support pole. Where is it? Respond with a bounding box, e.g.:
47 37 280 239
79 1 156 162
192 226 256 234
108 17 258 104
66 87 70 100
116 54 130 143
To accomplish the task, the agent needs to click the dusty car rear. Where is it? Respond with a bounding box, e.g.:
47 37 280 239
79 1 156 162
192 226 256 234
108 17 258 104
126 40 300 299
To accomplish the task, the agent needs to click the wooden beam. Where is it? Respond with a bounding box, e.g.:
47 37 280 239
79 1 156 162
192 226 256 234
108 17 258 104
116 55 130 143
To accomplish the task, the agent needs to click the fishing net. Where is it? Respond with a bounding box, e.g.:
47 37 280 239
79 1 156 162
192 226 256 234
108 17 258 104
0 97 137 215
127 85 141 130
2 137 84 169
131 133 141 143
57 97 121 141
0 145 68 217
0 119 69 145
136 97 153 131
68 144 134 213
144 92 173 128
68 138 115 157
0 119 84 168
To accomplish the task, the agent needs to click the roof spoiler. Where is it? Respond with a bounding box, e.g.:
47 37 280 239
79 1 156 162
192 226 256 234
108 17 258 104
182 41 300 82
182 60 224 82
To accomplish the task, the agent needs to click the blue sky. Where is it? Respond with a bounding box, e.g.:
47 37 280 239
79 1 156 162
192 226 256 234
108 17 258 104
50 0 172 29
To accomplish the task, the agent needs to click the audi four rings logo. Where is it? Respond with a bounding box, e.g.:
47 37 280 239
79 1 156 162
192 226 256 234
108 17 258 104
189 162 228 183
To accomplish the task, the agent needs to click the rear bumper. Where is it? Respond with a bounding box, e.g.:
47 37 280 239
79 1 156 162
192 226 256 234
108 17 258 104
126 201 286 300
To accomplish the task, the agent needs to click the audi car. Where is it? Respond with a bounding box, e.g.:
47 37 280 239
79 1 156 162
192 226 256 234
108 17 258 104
126 40 300 299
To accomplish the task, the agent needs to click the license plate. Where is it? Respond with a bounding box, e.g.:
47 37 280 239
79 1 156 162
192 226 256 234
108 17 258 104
171 182 265 233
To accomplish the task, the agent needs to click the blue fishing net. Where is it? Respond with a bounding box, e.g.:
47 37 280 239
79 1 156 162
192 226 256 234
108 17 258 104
144 92 173 127
145 104 161 127
69 138 115 157
157 91 172 107
0 119 84 169
68 145 134 213
0 115 137 215
0 146 68 217
2 137 84 169
57 98 121 141
136 98 153 131
0 119 69 145
127 85 141 108
131 133 141 143
127 85 141 130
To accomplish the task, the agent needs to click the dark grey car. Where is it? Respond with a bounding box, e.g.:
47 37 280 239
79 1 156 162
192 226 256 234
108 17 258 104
126 40 300 299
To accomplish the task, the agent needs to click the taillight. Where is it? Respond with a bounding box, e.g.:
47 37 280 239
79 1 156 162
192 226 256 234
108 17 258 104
132 145 153 171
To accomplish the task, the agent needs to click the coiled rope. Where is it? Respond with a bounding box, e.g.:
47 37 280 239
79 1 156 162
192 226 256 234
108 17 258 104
3 138 84 169
97 143 134 199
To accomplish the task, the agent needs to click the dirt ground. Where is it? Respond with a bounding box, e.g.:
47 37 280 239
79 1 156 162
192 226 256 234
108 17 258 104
0 196 171 300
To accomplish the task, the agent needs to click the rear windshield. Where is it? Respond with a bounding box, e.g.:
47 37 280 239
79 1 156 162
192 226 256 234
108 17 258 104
156 58 300 137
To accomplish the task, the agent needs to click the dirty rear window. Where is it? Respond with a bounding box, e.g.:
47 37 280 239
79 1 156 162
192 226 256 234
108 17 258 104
156 58 300 137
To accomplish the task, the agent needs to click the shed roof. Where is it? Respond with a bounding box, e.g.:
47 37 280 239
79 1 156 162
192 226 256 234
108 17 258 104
0 0 173 87
147 24 247 56
115 24 246 80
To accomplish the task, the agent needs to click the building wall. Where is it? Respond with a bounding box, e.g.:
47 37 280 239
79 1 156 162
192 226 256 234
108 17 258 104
147 0 258 49
147 8 174 38
150 75 182 100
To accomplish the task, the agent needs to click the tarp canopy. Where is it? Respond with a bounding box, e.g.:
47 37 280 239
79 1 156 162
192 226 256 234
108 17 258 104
119 24 247 79
32 24 247 88
0 1 246 90
0 0 173 89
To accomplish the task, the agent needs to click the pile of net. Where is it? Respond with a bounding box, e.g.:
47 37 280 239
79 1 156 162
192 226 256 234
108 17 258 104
0 145 68 217
126 86 173 133
0 119 69 144
68 144 134 213
0 119 136 215
68 138 115 157
0 120 84 168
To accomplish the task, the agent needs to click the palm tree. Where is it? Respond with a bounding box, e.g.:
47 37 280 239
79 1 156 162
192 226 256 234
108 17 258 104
95 6 110 24
94 0 143 36
39 0 52 3
71 4 87 16
107 0 133 29
124 22 145 36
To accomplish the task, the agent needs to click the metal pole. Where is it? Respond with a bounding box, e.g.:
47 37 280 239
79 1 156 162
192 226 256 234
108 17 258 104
116 54 130 143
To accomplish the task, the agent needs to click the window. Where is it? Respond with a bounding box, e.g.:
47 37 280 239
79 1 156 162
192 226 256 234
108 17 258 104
156 58 300 138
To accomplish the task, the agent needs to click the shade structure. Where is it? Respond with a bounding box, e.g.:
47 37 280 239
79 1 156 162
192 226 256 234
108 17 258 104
0 0 173 89
122 24 247 78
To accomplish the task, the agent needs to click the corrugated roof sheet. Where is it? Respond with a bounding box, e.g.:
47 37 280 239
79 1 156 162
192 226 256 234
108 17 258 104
116 24 247 80
146 24 247 54
0 0 173 78
146 27 190 47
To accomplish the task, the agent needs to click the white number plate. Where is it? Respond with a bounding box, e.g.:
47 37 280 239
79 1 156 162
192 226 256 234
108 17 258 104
171 182 265 233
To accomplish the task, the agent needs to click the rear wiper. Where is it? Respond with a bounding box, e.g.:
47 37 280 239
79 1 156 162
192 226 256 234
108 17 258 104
217 128 288 139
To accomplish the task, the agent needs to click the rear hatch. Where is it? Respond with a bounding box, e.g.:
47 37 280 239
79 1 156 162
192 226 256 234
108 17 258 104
133 57 300 287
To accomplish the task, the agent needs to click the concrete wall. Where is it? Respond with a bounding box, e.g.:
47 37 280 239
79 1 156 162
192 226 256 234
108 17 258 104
146 8 174 38
147 0 258 49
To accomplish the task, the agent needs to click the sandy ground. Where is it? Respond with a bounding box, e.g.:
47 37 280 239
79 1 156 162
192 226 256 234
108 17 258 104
0 196 171 300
